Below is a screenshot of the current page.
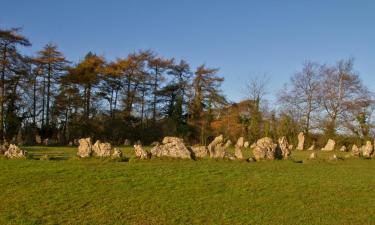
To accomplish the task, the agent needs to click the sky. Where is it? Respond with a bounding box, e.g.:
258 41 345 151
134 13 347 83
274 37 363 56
1 0 374 103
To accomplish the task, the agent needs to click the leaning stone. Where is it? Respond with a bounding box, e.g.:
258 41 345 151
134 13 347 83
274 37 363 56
321 139 335 151
134 144 149 159
4 144 28 159
362 141 373 158
297 132 305 150
77 138 92 158
190 146 209 158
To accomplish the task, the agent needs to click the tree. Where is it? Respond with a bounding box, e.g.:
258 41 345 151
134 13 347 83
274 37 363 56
34 43 68 137
0 28 31 142
279 62 320 135
319 59 370 137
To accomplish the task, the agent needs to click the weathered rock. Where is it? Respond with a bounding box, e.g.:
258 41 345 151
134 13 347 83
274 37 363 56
297 132 305 150
289 144 294 150
151 137 191 159
352 144 361 156
35 135 42 144
150 141 159 146
308 145 315 151
77 138 92 158
321 139 335 151
124 139 131 146
340 146 347 152
224 140 232 148
207 135 235 159
277 136 291 159
244 141 249 148
236 137 244 148
252 137 277 160
93 140 112 157
190 146 209 158
134 144 149 159
309 152 317 159
111 148 122 158
4 144 28 159
234 146 243 159
362 141 374 158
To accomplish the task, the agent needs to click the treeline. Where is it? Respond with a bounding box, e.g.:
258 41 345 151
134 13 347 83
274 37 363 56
0 28 226 145
1 27 374 146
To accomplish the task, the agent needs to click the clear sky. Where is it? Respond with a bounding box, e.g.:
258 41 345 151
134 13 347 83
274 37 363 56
1 0 374 103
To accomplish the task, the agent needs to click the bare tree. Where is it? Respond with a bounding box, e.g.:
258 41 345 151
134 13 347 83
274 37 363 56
279 62 320 134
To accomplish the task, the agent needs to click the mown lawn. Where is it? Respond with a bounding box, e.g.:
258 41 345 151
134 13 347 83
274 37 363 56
0 146 374 225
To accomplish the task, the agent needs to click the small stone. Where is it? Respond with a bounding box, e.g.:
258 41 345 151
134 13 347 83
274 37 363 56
190 146 208 158
134 144 149 159
244 141 249 148
340 146 347 152
309 152 317 159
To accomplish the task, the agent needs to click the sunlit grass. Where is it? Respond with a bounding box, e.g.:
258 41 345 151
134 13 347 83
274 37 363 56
0 146 374 225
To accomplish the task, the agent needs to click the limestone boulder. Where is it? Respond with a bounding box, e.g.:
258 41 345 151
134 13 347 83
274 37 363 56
352 145 361 157
190 146 209 158
93 140 112 157
134 144 149 159
321 139 335 151
297 132 305 150
252 137 277 160
277 136 291 159
362 141 374 158
77 138 92 158
4 144 28 159
151 137 191 159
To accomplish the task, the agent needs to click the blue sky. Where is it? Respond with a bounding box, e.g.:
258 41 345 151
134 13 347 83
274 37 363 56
1 0 374 103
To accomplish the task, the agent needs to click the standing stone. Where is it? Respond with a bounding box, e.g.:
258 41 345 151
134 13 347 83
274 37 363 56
352 145 360 157
77 138 92 158
321 139 335 151
93 140 112 157
297 132 305 150
277 136 291 159
207 135 235 159
234 137 244 159
4 144 28 159
309 152 317 159
340 146 347 152
308 145 315 151
150 137 191 159
244 141 249 148
124 139 131 146
362 141 374 158
111 148 122 158
236 137 244 148
252 137 277 160
35 135 42 144
190 146 208 158
224 140 232 148
134 144 149 159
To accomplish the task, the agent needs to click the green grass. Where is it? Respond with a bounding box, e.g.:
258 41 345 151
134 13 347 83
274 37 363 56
0 147 374 225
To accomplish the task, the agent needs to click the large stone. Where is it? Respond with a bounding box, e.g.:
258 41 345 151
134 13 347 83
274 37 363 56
362 141 374 158
352 145 360 157
277 136 291 159
321 139 335 151
77 138 92 158
4 144 28 159
93 140 112 157
297 132 305 150
151 137 191 159
236 137 244 148
252 137 277 160
190 146 209 158
207 135 235 159
134 144 149 159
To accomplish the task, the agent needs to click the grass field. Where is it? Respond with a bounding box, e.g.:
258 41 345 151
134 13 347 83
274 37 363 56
0 146 374 225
